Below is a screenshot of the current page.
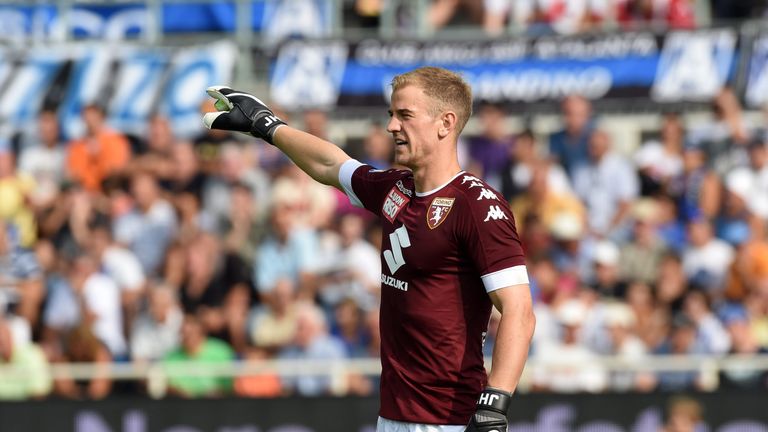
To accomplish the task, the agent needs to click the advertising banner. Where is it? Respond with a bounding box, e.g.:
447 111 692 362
0 41 236 141
0 1 330 43
1 392 767 432
269 29 739 110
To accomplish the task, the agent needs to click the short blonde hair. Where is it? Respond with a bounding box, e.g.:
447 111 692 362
391 67 473 134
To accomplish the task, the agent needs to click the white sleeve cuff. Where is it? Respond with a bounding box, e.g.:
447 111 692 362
339 159 365 208
481 265 529 292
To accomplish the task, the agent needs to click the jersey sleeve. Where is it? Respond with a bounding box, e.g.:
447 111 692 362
338 159 410 216
457 187 528 293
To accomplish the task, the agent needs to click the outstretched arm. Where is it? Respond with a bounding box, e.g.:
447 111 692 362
202 86 350 190
271 126 350 190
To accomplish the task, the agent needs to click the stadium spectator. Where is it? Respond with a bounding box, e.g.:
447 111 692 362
466 102 515 190
66 253 126 359
655 253 688 314
316 212 381 310
687 87 752 176
532 299 608 393
654 313 707 391
723 218 768 302
331 297 370 357
590 240 626 298
549 94 595 177
202 143 271 231
0 149 37 249
221 181 267 265
127 115 176 179
625 281 671 351
254 198 320 301
634 113 684 196
177 233 252 353
500 129 571 201
164 140 207 199
248 278 299 352
486 0 611 35
725 138 768 220
510 162 585 238
602 303 654 392
54 324 113 400
163 314 235 398
0 318 51 400
130 283 182 363
428 0 485 31
682 290 731 354
65 104 131 193
616 0 697 29
278 302 347 396
661 396 707 432
671 140 722 221
682 216 735 292
17 110 66 214
619 200 669 285
113 171 177 276
86 220 146 327
572 129 639 240
193 99 240 175
233 347 282 397
361 123 393 169
718 304 768 389
0 220 44 328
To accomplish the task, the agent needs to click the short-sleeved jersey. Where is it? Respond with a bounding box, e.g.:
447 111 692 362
339 160 528 425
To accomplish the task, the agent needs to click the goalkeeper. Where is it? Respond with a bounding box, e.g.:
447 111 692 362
204 67 535 432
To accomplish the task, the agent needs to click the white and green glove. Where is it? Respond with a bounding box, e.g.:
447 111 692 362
202 86 286 145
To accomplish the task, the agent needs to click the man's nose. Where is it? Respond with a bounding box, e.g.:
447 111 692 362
386 116 400 133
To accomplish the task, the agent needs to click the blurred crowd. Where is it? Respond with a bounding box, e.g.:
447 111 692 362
1 87 768 400
349 0 767 35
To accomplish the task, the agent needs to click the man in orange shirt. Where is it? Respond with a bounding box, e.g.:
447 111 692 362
66 104 131 192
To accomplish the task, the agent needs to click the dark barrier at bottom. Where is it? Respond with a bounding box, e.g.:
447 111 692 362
1 392 767 432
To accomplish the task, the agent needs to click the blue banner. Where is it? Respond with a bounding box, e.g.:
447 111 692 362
0 41 237 140
270 30 739 109
0 1 330 41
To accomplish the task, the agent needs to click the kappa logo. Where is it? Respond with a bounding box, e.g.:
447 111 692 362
382 187 409 223
477 188 498 201
484 205 508 222
427 197 455 229
461 175 484 189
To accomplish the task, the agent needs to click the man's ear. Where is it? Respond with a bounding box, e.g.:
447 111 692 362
438 111 458 139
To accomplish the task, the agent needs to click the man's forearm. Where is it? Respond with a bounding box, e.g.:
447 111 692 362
486 304 535 393
272 126 351 190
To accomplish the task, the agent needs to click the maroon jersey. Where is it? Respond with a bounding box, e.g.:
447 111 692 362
339 160 528 425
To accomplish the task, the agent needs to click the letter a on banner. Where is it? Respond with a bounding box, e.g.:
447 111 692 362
652 30 736 102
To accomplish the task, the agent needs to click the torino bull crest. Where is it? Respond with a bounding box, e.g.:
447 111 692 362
427 197 455 229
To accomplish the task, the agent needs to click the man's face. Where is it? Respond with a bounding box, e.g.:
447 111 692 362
386 85 443 169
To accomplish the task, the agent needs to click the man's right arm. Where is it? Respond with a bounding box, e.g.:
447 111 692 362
202 86 350 191
271 126 350 190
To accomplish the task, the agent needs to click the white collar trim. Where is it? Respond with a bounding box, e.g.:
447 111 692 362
415 171 466 197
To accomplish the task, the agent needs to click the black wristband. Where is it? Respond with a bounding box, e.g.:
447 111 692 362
250 110 286 145
476 387 512 416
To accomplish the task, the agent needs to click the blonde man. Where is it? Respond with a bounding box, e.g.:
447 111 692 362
204 67 535 432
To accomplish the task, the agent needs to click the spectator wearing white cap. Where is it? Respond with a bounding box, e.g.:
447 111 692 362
619 200 669 285
531 299 608 393
682 216 734 293
590 240 627 298
603 303 654 392
724 138 768 220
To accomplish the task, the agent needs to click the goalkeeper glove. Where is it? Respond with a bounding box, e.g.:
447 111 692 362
464 387 512 432
202 86 286 145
